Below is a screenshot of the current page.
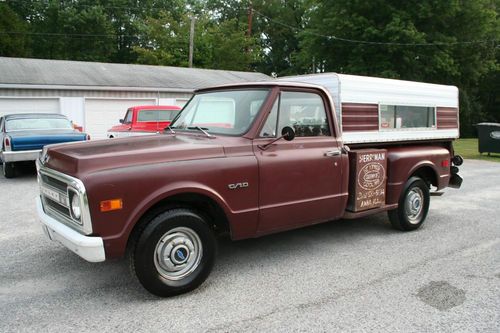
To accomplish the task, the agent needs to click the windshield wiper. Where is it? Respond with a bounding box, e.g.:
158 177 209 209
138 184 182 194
187 126 214 138
164 125 176 134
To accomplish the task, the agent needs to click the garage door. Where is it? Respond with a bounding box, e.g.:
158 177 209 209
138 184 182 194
85 99 156 140
0 98 59 117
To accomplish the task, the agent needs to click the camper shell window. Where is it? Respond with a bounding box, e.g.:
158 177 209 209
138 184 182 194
379 104 436 130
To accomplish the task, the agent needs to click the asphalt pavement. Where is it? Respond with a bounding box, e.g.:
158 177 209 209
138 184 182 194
0 160 499 332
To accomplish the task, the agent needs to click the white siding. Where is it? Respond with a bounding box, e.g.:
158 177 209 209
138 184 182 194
0 97 59 117
84 98 156 140
60 97 84 127
158 98 176 105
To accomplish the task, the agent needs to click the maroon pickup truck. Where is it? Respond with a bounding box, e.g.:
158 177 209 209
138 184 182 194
36 76 463 297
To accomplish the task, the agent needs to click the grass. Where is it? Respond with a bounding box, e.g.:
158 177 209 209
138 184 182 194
453 138 500 162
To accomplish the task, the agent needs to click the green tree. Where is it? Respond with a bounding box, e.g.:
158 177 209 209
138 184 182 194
299 0 499 136
0 3 31 57
133 11 191 66
252 0 307 76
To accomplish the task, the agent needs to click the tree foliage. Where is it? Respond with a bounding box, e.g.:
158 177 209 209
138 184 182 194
0 3 31 57
1 0 498 136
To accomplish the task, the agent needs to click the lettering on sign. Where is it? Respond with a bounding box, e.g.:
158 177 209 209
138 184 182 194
358 162 385 191
347 149 387 212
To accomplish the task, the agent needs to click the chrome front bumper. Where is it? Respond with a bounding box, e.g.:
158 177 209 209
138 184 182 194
36 196 105 262
1 149 41 162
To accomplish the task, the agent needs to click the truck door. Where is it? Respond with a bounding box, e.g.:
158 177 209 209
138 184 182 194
253 89 346 234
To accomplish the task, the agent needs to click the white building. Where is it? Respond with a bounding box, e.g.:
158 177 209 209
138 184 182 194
0 57 269 139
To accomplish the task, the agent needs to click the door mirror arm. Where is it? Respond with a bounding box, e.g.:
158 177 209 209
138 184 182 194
258 126 295 151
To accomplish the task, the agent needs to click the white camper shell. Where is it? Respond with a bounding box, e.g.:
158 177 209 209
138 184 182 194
282 73 459 144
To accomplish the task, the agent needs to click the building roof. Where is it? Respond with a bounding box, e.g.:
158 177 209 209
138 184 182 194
0 57 270 92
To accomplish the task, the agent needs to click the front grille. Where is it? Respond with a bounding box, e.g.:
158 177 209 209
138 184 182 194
39 174 82 227
37 162 92 235
45 197 71 217
40 173 67 192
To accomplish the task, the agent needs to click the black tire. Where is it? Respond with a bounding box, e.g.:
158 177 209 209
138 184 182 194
3 162 15 178
129 208 216 297
388 176 430 231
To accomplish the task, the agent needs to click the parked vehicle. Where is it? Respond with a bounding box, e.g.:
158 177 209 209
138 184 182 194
1 113 89 178
35 75 463 297
107 105 182 138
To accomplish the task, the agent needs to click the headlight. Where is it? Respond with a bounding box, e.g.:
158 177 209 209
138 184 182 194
70 192 82 220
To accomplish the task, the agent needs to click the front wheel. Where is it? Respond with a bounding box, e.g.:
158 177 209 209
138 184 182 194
388 177 430 231
3 162 15 178
129 208 216 297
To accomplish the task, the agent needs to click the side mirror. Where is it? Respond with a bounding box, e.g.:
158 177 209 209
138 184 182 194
258 126 296 151
281 126 295 141
119 119 124 124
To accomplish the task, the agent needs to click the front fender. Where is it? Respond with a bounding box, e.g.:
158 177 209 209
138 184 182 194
84 156 259 258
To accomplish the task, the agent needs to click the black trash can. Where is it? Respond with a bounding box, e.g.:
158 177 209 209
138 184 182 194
476 122 500 155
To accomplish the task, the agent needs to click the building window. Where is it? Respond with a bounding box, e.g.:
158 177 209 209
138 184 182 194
380 104 436 129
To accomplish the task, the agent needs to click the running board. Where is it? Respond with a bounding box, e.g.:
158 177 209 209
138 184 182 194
342 204 398 220
430 192 444 196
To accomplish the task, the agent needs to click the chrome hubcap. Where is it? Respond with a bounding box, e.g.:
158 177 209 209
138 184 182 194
154 227 203 281
405 187 424 224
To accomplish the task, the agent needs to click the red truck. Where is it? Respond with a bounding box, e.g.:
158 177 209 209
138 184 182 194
107 105 181 138
35 74 463 297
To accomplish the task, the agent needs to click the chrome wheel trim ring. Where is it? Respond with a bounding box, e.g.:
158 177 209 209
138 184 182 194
154 227 203 281
405 187 425 224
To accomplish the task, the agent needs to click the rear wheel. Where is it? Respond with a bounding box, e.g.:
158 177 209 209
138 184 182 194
3 162 15 178
388 177 430 231
129 208 216 297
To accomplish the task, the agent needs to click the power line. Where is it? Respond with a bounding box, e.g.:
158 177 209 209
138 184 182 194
2 2 497 47
4 0 176 12
252 9 497 47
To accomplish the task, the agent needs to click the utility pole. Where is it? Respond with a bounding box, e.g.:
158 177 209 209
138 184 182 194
247 0 253 37
189 16 195 68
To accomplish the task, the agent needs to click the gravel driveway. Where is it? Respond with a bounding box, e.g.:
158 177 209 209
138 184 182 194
0 160 499 332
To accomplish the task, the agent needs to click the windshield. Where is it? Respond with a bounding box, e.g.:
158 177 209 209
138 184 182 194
171 89 270 136
6 117 73 131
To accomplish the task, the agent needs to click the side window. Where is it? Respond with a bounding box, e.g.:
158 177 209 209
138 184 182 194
137 110 157 122
259 98 279 137
279 91 331 137
380 105 436 129
0 118 3 132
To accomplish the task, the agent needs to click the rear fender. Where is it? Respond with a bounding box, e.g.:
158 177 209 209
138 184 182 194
386 146 450 205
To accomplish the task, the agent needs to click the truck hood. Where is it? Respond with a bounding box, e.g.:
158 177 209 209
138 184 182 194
44 134 226 176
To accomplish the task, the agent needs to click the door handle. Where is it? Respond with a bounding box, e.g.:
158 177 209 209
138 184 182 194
324 149 341 157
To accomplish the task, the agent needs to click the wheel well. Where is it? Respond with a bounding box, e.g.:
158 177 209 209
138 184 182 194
126 193 230 253
411 166 438 188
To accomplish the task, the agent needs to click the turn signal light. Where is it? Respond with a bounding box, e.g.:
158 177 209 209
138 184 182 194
441 160 450 167
100 199 123 212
